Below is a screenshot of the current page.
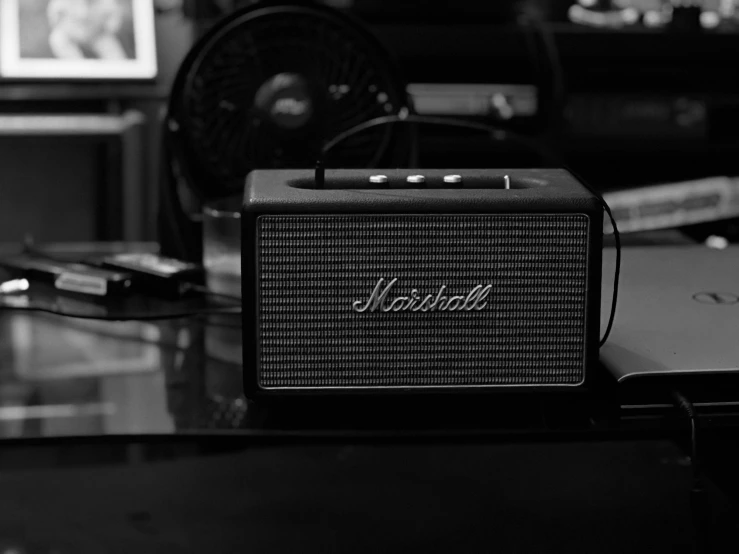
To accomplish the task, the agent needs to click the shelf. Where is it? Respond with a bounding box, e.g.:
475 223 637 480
0 111 146 136
0 83 169 102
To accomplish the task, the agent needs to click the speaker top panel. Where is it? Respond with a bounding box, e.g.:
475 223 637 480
243 168 601 215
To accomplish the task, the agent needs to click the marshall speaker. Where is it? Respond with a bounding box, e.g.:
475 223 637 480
242 168 603 397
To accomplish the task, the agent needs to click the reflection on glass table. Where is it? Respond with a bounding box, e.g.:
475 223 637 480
0 308 246 439
0 313 171 438
1 234 737 440
0 241 245 439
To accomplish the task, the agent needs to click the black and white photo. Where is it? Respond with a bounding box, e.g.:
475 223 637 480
0 0 157 79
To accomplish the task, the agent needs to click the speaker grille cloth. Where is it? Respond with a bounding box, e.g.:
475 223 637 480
257 214 589 389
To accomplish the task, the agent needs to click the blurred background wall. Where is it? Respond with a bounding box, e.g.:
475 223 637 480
0 3 195 245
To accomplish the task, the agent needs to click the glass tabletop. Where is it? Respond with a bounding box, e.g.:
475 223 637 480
0 241 242 439
0 287 697 440
0 309 245 439
0 235 735 441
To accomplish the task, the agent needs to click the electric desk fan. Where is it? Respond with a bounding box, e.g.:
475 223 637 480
161 1 410 260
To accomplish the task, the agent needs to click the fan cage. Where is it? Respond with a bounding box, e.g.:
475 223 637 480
168 3 409 201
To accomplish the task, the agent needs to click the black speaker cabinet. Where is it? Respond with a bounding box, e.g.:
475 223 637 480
242 169 602 397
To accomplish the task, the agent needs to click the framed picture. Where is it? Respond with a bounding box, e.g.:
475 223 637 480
0 0 158 80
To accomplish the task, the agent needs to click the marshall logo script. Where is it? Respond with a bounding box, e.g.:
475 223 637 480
352 278 492 313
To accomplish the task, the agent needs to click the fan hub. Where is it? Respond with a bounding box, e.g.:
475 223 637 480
255 73 315 130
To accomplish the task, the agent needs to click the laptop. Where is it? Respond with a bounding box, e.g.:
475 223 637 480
600 245 739 383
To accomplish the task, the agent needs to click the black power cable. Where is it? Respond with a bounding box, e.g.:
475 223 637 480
672 390 701 486
315 113 621 347
671 389 708 554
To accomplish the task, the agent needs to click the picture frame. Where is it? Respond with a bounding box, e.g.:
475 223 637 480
0 0 158 80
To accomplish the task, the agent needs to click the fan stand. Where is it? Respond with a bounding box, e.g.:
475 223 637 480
158 131 206 262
